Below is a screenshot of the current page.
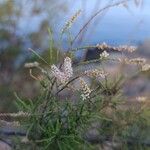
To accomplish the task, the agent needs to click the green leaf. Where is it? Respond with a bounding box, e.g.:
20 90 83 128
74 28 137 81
14 92 30 110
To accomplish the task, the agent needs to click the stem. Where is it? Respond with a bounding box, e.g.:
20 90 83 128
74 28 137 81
75 102 85 128
72 0 131 45
39 78 56 123
77 59 100 66
55 76 80 95
28 48 50 66
70 45 97 52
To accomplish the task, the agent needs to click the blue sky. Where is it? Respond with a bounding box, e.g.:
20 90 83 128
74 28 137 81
16 0 150 46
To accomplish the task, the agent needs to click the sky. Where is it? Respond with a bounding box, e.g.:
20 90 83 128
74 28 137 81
67 0 150 45
14 0 150 46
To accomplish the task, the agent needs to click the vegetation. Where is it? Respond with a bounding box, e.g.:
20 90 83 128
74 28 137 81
0 0 149 149
12 40 150 149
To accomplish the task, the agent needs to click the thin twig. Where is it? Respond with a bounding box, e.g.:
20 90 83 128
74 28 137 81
28 48 50 66
71 45 97 52
56 76 80 95
72 0 131 45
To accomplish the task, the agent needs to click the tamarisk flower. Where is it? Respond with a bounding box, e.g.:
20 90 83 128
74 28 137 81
117 45 136 53
79 78 92 100
141 64 150 71
63 57 73 79
96 42 137 53
24 62 39 68
61 9 81 34
117 58 128 63
129 58 146 65
84 69 107 78
0 111 30 118
0 120 20 127
96 42 108 50
51 65 67 83
118 58 146 65
22 137 29 143
100 50 109 59
51 57 73 84
136 96 147 102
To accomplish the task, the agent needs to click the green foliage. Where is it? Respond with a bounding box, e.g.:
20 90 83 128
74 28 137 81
13 32 149 149
16 91 96 149
14 70 150 149
1 1 149 149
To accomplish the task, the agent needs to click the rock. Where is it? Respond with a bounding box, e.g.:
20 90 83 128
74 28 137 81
123 76 150 97
137 39 150 58
0 141 11 150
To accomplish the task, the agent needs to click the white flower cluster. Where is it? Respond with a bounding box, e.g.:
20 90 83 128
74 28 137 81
51 65 67 83
141 64 150 72
129 58 146 65
0 120 20 127
24 62 39 68
100 51 109 59
0 111 30 118
96 42 108 50
63 57 73 79
96 42 137 53
118 58 146 65
79 78 92 100
136 96 147 102
51 57 73 84
117 45 136 53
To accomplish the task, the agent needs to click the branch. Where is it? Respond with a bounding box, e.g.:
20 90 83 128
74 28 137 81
72 0 131 45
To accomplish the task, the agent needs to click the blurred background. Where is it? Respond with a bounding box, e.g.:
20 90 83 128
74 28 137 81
0 0 150 112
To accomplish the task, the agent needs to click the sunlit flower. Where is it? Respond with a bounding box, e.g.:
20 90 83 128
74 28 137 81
100 51 109 59
136 96 147 102
96 43 137 53
51 65 68 84
96 42 108 50
61 9 81 34
0 111 30 118
117 45 136 52
80 78 91 100
21 137 29 143
117 58 130 64
118 58 146 65
63 57 73 79
129 58 146 65
51 57 73 84
84 69 107 78
141 64 150 71
24 62 39 68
